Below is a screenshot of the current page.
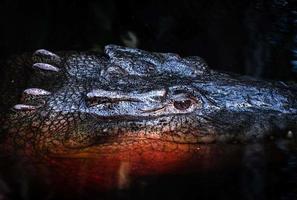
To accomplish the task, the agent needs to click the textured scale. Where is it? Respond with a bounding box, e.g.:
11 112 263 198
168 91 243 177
1 44 297 155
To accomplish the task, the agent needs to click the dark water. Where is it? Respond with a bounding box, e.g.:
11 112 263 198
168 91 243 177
0 1 297 199
0 139 296 200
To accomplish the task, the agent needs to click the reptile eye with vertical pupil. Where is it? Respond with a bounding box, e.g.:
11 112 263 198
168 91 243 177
173 100 192 110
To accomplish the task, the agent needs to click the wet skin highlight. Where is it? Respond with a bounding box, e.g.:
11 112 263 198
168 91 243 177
0 45 296 191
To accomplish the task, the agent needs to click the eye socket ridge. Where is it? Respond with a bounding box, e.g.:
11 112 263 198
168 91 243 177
86 97 111 106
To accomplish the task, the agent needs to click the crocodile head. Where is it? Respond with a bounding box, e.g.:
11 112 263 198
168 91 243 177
2 45 297 155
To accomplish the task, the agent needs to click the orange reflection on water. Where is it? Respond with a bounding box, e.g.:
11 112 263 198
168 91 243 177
24 139 243 192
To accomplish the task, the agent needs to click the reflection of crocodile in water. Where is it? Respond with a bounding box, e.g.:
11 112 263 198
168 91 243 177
1 45 297 155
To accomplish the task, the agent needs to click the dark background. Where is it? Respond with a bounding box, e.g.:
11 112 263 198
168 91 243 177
0 0 296 80
0 1 297 200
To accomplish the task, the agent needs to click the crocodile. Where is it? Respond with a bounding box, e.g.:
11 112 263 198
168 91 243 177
0 44 297 156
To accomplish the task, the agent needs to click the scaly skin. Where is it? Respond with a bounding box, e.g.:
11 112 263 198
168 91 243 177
1 45 297 156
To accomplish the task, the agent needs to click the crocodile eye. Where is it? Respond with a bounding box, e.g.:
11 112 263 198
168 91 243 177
173 100 192 110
